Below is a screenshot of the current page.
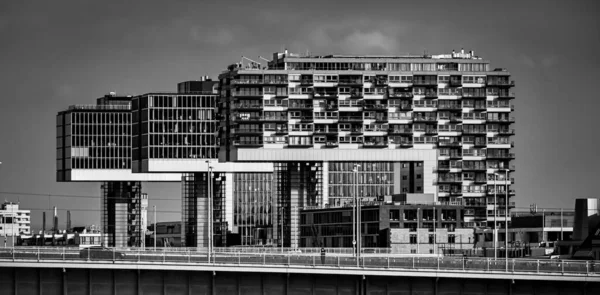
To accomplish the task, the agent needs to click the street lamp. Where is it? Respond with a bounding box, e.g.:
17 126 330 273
352 164 361 261
493 172 498 260
205 160 213 262
504 168 510 270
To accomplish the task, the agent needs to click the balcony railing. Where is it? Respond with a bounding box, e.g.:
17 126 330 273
462 130 487 135
363 104 388 111
363 141 388 148
413 117 437 122
339 101 364 108
388 93 413 98
487 80 515 87
438 142 461 147
339 117 363 122
437 104 462 110
389 129 413 135
314 128 339 134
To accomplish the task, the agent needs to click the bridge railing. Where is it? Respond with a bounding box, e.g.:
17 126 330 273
0 247 597 276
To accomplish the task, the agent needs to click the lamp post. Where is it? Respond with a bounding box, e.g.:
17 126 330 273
205 160 213 262
504 168 510 270
352 165 357 257
153 205 156 250
493 173 498 260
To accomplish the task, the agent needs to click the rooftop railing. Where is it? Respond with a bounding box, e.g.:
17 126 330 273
68 105 131 111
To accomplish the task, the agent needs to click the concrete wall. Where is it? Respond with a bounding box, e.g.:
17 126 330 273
0 267 595 295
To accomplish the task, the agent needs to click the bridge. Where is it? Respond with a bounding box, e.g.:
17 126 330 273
0 247 599 294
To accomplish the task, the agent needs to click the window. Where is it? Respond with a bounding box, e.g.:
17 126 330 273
410 235 417 244
428 235 435 244
416 186 422 192
402 187 408 193
402 175 408 180
416 174 422 179
438 76 449 83
448 235 456 244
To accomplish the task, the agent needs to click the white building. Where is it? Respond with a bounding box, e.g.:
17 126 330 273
0 202 31 235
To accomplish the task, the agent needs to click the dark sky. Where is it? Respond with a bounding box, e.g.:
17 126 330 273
0 0 599 230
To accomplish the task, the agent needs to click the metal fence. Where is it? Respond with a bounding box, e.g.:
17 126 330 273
0 247 598 276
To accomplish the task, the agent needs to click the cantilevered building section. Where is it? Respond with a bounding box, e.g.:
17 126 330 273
56 93 181 247
218 49 515 240
130 81 273 247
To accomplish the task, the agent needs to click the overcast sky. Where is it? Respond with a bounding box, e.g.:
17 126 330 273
0 0 598 230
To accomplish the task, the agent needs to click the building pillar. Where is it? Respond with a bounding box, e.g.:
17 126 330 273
101 181 143 247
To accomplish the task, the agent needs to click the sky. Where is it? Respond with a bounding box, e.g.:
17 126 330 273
0 0 599 230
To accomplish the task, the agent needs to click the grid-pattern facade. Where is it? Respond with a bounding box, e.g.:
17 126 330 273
132 94 218 168
56 100 132 181
219 50 515 228
233 172 275 245
101 181 143 247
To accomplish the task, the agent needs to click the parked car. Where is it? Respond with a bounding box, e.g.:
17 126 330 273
80 247 126 260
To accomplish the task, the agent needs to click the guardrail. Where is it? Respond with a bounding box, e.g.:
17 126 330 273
0 247 598 277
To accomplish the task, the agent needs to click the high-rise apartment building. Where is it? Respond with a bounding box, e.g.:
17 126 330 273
218 49 515 245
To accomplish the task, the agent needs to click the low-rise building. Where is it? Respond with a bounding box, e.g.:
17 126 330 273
299 194 471 253
0 202 31 235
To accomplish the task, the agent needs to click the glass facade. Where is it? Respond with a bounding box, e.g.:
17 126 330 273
233 172 274 246
101 181 142 247
132 94 218 167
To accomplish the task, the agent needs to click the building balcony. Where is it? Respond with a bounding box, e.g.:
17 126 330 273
424 92 438 98
287 143 314 148
313 92 338 98
462 166 487 172
232 92 264 98
263 80 289 85
437 104 462 111
273 129 288 135
438 142 461 147
486 153 515 159
314 129 338 135
498 92 516 99
338 80 363 86
413 117 437 122
462 129 487 135
321 142 339 148
288 104 313 110
486 117 515 123
232 79 263 85
487 80 515 87
388 129 412 135
338 101 364 108
413 80 438 86
393 104 413 111
300 80 313 86
449 80 462 87
435 179 463 184
497 129 515 135
389 92 413 99
374 117 388 123
261 116 287 122
339 117 363 122
349 129 363 135
421 129 438 135
396 142 414 148
299 117 314 123
363 104 388 111
363 141 388 148
233 104 263 111
232 129 263 135
233 140 263 147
